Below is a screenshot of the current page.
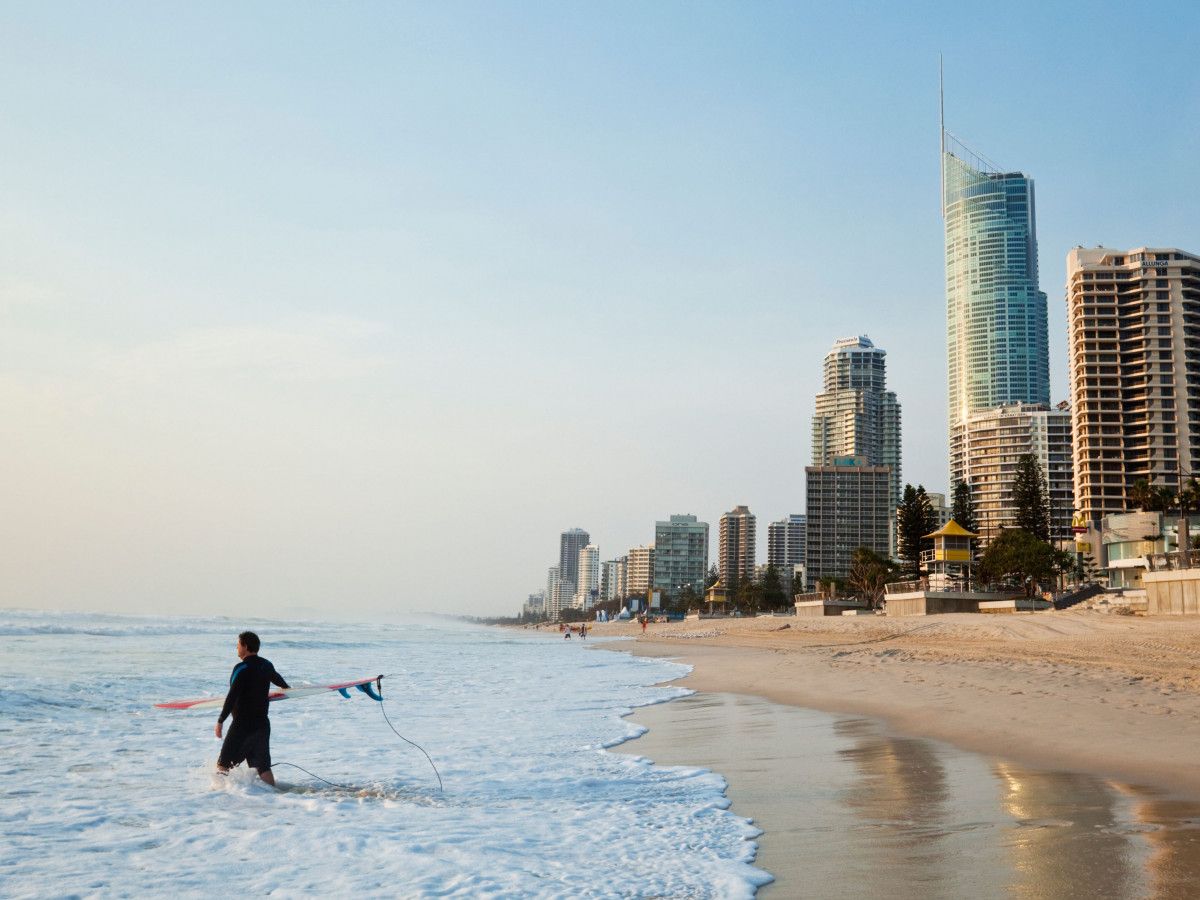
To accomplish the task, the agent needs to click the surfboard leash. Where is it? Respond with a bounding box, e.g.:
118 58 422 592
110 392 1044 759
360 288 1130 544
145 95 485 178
376 674 444 792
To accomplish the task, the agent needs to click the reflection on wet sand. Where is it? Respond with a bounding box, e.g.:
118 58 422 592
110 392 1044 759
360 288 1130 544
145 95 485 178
1119 786 1200 899
833 717 1007 899
992 762 1137 899
625 693 1200 899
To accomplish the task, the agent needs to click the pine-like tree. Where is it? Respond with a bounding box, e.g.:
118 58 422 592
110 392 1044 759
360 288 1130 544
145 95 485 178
760 564 787 611
897 484 938 579
1012 454 1050 542
951 480 978 533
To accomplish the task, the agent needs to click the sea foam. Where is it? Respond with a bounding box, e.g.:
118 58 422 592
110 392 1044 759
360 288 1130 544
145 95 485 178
0 611 770 898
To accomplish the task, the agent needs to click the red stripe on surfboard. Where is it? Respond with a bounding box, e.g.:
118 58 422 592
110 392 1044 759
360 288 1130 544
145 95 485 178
154 676 378 709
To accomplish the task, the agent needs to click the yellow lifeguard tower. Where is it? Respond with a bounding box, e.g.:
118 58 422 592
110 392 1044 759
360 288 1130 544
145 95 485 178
704 584 730 614
922 520 978 591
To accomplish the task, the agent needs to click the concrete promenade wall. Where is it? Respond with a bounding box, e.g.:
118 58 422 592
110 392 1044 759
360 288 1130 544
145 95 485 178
884 591 1014 617
1143 570 1200 615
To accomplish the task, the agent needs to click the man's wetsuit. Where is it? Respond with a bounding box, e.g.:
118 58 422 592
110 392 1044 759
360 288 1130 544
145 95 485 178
217 655 289 773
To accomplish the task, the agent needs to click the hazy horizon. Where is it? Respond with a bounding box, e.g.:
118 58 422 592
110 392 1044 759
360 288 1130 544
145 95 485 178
3 2 1196 617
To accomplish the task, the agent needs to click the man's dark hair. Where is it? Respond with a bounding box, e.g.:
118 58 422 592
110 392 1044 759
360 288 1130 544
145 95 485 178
238 631 261 654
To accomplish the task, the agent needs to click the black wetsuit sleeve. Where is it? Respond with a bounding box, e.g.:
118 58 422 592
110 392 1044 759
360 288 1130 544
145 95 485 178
270 664 290 691
218 664 245 724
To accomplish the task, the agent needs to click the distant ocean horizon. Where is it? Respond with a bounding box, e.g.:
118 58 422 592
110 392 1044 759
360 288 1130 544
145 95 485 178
0 608 770 898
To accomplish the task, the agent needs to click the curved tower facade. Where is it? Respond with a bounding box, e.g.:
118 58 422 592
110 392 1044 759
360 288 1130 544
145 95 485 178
943 136 1050 489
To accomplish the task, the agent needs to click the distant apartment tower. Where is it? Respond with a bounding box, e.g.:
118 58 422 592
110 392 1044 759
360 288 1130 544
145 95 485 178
811 336 902 509
805 457 891 583
718 505 756 591
544 566 574 621
942 129 1050 493
1066 247 1200 524
626 545 655 598
572 544 600 609
652 514 709 599
767 514 806 591
559 528 590 587
523 591 545 618
950 402 1073 543
600 557 627 603
767 514 807 571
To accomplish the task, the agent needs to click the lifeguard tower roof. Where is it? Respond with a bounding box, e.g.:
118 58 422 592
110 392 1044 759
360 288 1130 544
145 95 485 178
923 519 978 540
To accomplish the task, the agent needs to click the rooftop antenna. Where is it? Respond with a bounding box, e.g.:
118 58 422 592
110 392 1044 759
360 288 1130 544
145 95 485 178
939 54 945 217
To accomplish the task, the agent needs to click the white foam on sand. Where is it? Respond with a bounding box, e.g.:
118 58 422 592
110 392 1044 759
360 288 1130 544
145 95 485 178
0 611 771 898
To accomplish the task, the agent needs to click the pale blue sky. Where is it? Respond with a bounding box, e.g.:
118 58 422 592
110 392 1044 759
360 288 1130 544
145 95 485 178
2 2 1196 617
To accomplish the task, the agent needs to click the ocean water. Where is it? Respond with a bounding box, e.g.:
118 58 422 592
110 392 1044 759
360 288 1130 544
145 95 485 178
0 610 771 898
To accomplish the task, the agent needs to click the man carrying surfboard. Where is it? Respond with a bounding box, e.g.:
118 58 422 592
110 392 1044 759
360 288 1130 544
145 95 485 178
215 631 289 786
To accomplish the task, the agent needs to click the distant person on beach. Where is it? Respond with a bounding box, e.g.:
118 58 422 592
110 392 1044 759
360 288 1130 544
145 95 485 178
215 631 289 786
580 623 587 640
640 615 647 634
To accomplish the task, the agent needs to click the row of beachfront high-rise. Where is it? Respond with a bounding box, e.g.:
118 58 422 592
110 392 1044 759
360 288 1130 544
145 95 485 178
523 98 1199 617
940 118 1200 539
523 511 810 618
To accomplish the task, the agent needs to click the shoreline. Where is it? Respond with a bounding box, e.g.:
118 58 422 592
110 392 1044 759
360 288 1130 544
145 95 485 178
572 611 1200 799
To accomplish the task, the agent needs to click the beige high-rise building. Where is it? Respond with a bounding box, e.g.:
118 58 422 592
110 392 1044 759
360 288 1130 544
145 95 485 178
572 544 600 609
951 401 1073 543
718 505 756 591
1066 247 1200 526
626 544 655 597
811 336 902 510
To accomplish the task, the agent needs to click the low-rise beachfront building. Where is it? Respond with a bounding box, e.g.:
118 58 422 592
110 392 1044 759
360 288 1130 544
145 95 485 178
1096 510 1200 590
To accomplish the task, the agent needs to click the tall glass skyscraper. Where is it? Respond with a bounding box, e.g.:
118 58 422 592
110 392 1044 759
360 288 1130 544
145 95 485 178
942 134 1050 489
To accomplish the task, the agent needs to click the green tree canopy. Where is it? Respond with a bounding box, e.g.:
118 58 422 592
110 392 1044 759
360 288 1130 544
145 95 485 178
978 527 1057 596
705 564 721 590
848 546 897 609
951 480 978 534
1012 454 1050 542
677 584 700 610
760 564 788 612
1128 478 1171 513
735 580 763 616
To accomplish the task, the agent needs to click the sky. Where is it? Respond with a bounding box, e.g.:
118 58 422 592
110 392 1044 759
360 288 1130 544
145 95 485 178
1 2 1197 619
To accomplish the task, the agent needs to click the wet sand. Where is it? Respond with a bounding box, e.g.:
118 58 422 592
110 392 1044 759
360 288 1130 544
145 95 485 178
574 610 1200 797
620 691 1200 899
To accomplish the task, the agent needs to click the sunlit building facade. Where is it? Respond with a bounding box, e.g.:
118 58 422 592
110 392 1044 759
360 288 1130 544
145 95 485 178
943 136 1050 492
1066 246 1200 525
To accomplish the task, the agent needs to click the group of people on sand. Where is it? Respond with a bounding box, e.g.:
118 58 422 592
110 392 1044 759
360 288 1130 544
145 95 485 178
560 622 587 640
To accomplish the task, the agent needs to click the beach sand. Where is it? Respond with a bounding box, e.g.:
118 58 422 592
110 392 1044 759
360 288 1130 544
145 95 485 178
587 610 1200 797
582 610 1200 896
